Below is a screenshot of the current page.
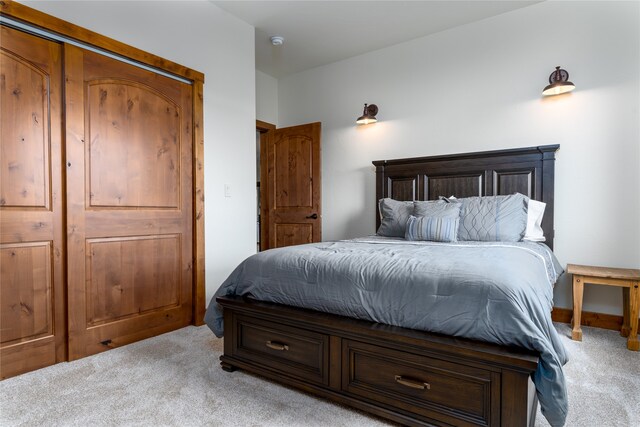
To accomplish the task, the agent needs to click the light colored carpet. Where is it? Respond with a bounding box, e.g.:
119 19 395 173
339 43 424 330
0 323 637 427
534 323 639 427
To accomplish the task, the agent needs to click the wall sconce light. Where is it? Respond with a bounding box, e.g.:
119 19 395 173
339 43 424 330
542 66 575 96
356 103 378 125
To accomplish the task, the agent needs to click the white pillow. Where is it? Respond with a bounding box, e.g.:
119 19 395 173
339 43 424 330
524 199 546 242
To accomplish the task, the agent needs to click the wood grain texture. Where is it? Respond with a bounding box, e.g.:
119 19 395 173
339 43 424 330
329 335 342 391
388 176 417 201
267 122 321 249
621 288 631 337
85 235 181 326
218 296 539 427
2 3 206 375
0 48 49 208
65 45 193 360
493 170 533 198
274 223 313 248
628 283 639 351
501 370 530 427
256 120 275 132
566 264 640 281
568 264 639 350
64 43 89 361
0 242 52 344
0 335 56 380
232 314 329 386
0 1 204 82
256 118 276 251
427 174 483 199
274 133 312 208
342 339 495 425
86 80 181 208
192 80 205 326
374 145 560 249
571 275 584 341
258 125 272 250
0 25 66 379
551 306 640 332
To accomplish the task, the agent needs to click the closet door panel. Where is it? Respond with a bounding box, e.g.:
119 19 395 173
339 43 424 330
0 50 49 208
85 235 181 326
65 45 193 360
0 26 66 379
0 243 53 343
86 80 181 209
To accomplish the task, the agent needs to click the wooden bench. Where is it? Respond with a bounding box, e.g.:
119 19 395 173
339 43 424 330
567 264 640 351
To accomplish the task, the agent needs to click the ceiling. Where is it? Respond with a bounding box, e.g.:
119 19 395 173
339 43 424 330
213 1 541 78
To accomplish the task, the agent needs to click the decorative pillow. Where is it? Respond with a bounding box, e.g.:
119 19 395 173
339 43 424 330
524 199 546 242
377 198 414 237
405 215 459 242
414 200 461 219
456 193 528 242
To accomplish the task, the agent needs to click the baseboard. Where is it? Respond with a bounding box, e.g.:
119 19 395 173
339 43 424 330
551 307 640 331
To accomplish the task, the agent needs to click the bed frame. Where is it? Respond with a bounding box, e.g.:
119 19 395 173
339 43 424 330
217 145 560 426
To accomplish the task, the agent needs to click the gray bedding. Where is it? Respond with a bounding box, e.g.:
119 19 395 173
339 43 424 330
205 237 568 426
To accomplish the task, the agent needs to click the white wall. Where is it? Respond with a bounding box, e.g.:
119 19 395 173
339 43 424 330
278 1 640 315
256 70 278 126
25 1 257 303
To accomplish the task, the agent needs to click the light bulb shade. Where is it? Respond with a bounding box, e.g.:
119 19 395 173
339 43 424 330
356 103 378 125
356 115 377 125
542 66 575 96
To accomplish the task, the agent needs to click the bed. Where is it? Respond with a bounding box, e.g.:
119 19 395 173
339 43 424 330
207 145 565 427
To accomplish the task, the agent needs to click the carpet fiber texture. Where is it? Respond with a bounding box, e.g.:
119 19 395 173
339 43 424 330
1 323 638 426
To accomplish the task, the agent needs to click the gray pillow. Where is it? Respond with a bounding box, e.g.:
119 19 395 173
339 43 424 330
414 200 461 219
405 215 460 242
456 193 528 242
377 198 414 237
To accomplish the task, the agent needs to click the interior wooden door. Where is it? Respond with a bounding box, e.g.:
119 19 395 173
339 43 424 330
265 122 321 248
64 45 193 359
0 26 66 378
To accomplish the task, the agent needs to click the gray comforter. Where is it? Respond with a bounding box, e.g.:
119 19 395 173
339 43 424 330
205 237 568 426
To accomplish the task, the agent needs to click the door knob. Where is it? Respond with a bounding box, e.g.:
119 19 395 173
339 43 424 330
306 213 318 219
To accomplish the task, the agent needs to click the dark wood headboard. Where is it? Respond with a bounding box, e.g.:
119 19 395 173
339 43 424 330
373 145 560 249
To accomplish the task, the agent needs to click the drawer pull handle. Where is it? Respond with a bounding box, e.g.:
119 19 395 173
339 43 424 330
266 340 289 351
395 375 430 390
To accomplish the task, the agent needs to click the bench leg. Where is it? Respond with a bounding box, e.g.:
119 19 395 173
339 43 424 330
621 287 630 337
628 282 639 351
571 275 583 341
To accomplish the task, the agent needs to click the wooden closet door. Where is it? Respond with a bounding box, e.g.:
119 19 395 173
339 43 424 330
64 45 193 359
0 26 66 378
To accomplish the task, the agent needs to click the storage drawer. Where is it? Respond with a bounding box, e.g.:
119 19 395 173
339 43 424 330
342 339 500 426
231 314 329 385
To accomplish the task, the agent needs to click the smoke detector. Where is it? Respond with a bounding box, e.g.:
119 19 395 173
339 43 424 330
270 36 284 46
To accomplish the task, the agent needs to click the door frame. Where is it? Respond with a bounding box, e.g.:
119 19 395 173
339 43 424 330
256 120 275 251
1 2 207 326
